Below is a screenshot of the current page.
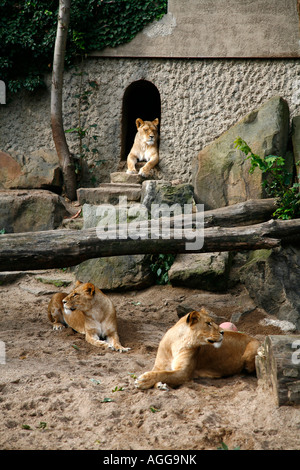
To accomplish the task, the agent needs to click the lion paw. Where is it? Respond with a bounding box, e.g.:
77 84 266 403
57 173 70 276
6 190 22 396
138 168 148 178
135 371 159 390
117 346 131 353
52 323 65 331
126 169 138 175
108 343 131 353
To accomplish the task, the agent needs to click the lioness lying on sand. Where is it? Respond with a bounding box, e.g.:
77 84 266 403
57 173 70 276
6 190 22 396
48 282 129 352
135 309 260 389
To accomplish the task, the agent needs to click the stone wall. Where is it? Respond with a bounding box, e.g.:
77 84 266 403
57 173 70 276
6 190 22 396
0 58 299 187
95 0 300 58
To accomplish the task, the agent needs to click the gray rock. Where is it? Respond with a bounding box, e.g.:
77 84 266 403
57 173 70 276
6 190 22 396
168 252 231 291
110 172 143 185
192 96 290 209
77 183 141 205
75 198 153 291
240 246 300 330
141 180 194 212
0 190 69 233
75 255 154 291
0 150 62 192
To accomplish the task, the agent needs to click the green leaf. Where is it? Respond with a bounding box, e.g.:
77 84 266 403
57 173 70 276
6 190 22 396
150 406 160 413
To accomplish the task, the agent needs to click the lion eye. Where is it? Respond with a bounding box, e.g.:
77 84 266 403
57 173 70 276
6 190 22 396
206 321 212 326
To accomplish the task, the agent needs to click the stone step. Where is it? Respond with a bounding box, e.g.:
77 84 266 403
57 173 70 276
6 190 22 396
77 183 141 205
110 171 143 185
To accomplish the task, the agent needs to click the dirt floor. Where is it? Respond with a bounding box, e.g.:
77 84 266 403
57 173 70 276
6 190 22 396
0 269 300 451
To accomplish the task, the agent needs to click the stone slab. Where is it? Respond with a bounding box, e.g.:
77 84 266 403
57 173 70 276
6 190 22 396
77 184 141 205
110 172 143 185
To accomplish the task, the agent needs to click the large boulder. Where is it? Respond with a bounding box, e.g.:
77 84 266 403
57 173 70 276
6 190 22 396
75 254 154 291
0 190 69 233
168 252 231 291
0 150 62 192
239 246 300 330
192 96 290 209
75 201 154 291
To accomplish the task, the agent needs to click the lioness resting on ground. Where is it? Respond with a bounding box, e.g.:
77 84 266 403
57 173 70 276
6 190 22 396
48 282 129 352
135 309 260 390
48 292 68 330
126 118 159 177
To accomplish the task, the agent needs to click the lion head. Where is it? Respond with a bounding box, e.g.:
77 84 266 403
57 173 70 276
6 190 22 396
63 282 96 314
135 118 159 146
185 309 224 348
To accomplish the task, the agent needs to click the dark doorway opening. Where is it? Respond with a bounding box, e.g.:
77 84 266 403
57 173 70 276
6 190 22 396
121 80 161 161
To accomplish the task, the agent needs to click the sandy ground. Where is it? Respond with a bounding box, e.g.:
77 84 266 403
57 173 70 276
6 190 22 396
0 269 300 451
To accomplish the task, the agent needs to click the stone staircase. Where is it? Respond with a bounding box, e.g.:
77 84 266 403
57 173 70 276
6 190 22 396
74 172 231 293
77 172 143 206
75 171 155 290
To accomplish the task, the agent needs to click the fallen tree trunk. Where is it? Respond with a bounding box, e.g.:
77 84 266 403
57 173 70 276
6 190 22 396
90 198 277 235
1 218 300 272
202 198 277 228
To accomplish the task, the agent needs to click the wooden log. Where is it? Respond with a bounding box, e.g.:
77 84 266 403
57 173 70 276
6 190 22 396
1 217 298 272
104 198 277 233
202 198 277 228
256 335 300 406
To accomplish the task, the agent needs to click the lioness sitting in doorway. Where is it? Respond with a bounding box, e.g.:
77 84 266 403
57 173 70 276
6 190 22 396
126 118 159 177
135 309 260 390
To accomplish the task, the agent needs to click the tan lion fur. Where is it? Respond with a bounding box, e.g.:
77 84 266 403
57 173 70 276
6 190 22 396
126 118 159 177
47 292 68 330
135 309 260 389
48 282 129 352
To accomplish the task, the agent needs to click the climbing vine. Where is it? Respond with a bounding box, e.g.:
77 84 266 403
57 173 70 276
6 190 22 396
0 0 167 95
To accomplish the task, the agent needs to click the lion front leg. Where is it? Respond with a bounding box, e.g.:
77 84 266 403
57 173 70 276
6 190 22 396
85 331 111 349
135 371 166 389
138 156 158 178
106 333 131 353
126 153 138 174
135 368 191 390
136 351 196 389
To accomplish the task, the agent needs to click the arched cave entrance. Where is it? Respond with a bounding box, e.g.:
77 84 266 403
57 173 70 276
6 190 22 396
121 80 161 161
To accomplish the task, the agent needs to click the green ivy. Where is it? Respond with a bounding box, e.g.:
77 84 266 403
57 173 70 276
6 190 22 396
0 0 167 95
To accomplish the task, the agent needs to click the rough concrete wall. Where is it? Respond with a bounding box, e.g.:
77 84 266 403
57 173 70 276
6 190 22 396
0 58 299 186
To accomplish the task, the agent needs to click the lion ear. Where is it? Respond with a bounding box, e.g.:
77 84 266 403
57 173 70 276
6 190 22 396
84 283 95 296
75 280 82 287
152 118 159 127
186 311 200 326
136 118 144 129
